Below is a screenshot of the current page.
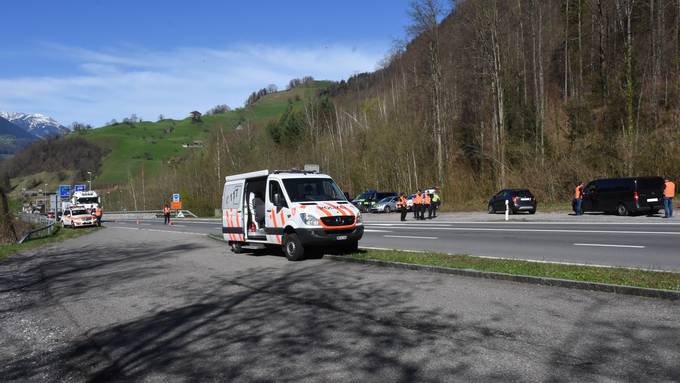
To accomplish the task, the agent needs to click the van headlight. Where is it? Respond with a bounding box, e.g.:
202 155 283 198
356 212 363 224
299 213 319 226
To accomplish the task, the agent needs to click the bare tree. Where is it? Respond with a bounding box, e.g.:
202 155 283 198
408 0 449 189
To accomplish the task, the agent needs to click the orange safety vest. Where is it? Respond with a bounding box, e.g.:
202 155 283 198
414 193 422 204
95 207 102 217
665 181 676 198
398 196 407 208
163 207 170 214
574 185 583 199
424 194 431 204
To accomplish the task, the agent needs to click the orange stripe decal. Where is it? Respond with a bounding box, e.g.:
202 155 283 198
225 209 235 241
316 205 332 217
271 210 281 244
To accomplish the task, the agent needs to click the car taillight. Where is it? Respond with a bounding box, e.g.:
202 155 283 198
512 196 518 205
633 191 639 202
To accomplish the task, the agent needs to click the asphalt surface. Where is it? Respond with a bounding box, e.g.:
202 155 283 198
1 227 679 382
108 211 680 271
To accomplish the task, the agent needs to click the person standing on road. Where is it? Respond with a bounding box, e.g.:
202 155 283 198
663 177 675 218
574 181 584 216
94 206 103 227
397 192 408 222
431 189 440 218
424 191 432 219
413 190 422 219
163 205 171 225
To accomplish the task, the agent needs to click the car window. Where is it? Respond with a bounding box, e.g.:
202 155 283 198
637 177 664 191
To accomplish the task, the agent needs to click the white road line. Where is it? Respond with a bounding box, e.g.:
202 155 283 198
384 235 439 240
109 226 207 236
574 243 646 249
364 220 680 226
364 229 392 233
365 225 680 236
170 224 187 227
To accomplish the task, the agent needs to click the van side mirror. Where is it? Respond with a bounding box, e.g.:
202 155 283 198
273 193 282 207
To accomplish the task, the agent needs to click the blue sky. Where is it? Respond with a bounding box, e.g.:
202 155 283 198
0 0 412 126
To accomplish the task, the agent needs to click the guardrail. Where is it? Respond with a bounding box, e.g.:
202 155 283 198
104 210 199 218
16 212 57 244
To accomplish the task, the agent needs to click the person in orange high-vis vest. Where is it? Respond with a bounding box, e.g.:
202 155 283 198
663 177 675 218
574 181 584 216
397 193 408 221
94 206 103 227
413 191 423 220
424 192 432 220
163 205 171 225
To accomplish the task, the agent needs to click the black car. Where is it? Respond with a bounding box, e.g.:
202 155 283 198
488 189 537 214
581 176 664 216
352 190 398 212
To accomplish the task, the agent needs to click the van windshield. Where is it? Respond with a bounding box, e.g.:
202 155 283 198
282 178 347 202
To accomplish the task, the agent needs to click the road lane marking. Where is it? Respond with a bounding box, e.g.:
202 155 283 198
365 225 680 235
574 243 645 249
364 229 392 233
109 226 207 236
384 235 438 240
364 220 680 226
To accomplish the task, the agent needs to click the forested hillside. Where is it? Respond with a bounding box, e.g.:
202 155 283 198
139 0 679 215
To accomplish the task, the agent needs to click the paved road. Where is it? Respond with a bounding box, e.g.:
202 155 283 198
108 211 680 270
1 228 679 382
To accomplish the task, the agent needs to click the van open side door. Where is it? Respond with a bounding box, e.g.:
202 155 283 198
222 180 245 242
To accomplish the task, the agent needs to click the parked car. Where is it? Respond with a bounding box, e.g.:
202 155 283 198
370 196 399 213
581 176 664 216
406 194 415 211
61 206 97 228
352 191 397 212
488 189 537 214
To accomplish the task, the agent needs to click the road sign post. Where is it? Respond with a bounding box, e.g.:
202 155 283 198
171 193 182 210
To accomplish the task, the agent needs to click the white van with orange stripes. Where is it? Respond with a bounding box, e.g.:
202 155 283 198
222 169 363 261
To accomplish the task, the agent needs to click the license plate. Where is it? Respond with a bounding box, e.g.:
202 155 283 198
336 235 347 241
520 198 531 201
647 198 658 203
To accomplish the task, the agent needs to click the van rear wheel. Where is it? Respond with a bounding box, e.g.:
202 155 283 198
230 242 245 254
283 233 305 261
617 204 629 216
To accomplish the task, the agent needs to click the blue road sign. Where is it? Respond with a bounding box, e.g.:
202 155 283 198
74 184 87 192
59 185 71 198
172 193 180 202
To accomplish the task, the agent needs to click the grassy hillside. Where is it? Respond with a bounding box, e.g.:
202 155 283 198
82 81 330 185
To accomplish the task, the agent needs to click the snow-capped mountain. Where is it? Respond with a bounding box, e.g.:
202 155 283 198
0 112 69 138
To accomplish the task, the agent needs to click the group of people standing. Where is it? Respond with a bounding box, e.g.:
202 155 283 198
396 189 441 222
572 177 675 218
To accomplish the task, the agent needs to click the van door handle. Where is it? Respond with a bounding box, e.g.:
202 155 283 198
266 209 272 213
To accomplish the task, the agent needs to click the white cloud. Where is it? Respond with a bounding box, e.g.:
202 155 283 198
0 43 385 126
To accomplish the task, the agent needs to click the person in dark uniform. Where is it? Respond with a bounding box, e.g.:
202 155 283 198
163 205 171 224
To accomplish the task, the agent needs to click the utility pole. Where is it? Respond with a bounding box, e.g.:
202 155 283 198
87 171 92 191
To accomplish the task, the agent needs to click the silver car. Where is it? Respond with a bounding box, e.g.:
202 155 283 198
370 196 399 213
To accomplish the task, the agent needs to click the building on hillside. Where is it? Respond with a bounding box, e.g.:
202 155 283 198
189 111 202 123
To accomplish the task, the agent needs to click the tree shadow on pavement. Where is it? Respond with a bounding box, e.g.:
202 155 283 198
1 240 679 382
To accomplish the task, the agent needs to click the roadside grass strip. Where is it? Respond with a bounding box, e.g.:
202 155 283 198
0 226 101 260
343 250 680 292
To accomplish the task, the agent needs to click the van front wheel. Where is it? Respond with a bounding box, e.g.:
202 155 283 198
283 233 305 261
617 203 629 216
